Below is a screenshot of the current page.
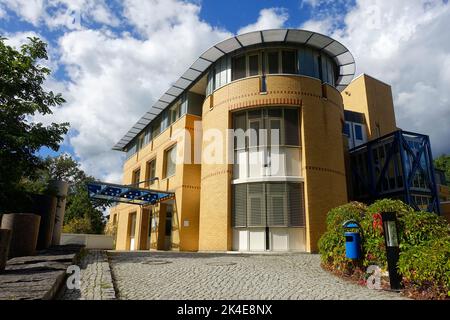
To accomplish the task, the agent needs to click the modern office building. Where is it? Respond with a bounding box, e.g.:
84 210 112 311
97 29 440 253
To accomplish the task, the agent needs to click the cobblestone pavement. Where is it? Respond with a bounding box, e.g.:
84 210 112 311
108 251 408 300
61 250 116 300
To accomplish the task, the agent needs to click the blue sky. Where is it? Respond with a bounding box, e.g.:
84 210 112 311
1 0 449 181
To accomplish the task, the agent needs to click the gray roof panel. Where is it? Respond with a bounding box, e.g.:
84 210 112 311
285 29 314 44
262 29 287 42
182 68 202 81
306 33 334 49
323 41 348 57
215 37 242 53
236 31 262 46
201 46 225 61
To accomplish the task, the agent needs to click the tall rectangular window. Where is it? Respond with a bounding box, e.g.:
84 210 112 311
267 51 279 74
152 117 161 138
164 145 177 178
145 159 156 187
248 54 259 76
354 124 363 140
132 168 141 186
284 108 300 146
282 50 297 74
232 55 246 81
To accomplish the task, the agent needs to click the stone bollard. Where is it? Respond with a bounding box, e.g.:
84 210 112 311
49 180 69 246
1 213 41 258
0 229 12 272
30 194 57 250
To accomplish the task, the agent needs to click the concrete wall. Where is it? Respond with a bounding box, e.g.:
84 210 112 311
60 233 114 250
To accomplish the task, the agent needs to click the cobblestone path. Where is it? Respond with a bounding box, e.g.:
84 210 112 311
61 250 116 300
108 251 408 300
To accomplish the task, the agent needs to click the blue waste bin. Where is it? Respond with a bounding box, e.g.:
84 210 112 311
345 231 361 259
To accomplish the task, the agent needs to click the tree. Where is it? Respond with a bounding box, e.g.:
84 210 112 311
0 36 69 212
434 154 450 187
22 154 106 234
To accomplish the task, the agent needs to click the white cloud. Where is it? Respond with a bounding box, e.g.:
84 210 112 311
24 0 231 183
0 0 119 28
0 5 6 19
0 0 44 25
301 0 450 156
237 8 289 34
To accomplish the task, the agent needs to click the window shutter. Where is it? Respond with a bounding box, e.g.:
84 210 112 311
267 183 288 227
288 183 305 227
247 183 265 227
232 184 247 227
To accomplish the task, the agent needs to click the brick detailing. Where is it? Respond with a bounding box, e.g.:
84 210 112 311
201 169 233 182
304 165 346 177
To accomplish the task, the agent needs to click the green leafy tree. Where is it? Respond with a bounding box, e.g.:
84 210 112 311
22 154 106 234
434 154 450 187
0 36 69 211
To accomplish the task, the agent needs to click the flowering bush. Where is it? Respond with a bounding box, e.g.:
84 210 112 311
319 199 450 299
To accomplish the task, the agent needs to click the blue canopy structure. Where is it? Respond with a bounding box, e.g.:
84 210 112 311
87 181 175 206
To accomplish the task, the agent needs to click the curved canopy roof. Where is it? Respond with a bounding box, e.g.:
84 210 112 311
113 29 355 151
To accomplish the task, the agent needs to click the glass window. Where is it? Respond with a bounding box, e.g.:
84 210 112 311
284 108 300 146
354 124 363 140
170 102 181 124
343 122 350 137
267 51 279 74
126 141 137 159
152 117 161 138
144 127 152 145
282 51 297 74
232 55 246 81
145 159 156 186
248 54 259 76
132 168 141 186
164 145 177 178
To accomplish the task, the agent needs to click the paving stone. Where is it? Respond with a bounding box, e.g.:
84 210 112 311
108 251 409 300
60 250 116 300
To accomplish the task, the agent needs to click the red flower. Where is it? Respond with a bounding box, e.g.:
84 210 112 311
372 213 383 232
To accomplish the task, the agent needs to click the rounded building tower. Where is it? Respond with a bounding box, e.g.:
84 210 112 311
197 29 355 252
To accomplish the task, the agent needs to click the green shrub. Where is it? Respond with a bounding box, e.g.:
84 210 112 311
318 202 367 272
62 215 92 234
359 199 413 269
398 211 450 249
319 198 450 299
398 236 450 299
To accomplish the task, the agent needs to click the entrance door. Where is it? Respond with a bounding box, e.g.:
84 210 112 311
128 212 137 251
164 205 173 251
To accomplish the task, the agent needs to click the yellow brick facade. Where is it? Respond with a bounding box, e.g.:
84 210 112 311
111 72 399 253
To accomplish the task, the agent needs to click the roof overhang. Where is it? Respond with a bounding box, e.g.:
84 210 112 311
87 181 175 206
113 28 355 151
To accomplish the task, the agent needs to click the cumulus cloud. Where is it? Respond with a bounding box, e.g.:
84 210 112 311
302 0 450 156
0 0 44 25
24 1 231 183
237 8 289 34
0 0 119 28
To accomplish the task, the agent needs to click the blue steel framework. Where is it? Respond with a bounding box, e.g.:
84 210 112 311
87 181 175 206
349 130 440 214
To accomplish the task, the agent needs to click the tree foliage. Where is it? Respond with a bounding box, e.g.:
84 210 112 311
434 154 450 187
22 154 106 234
0 36 69 211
